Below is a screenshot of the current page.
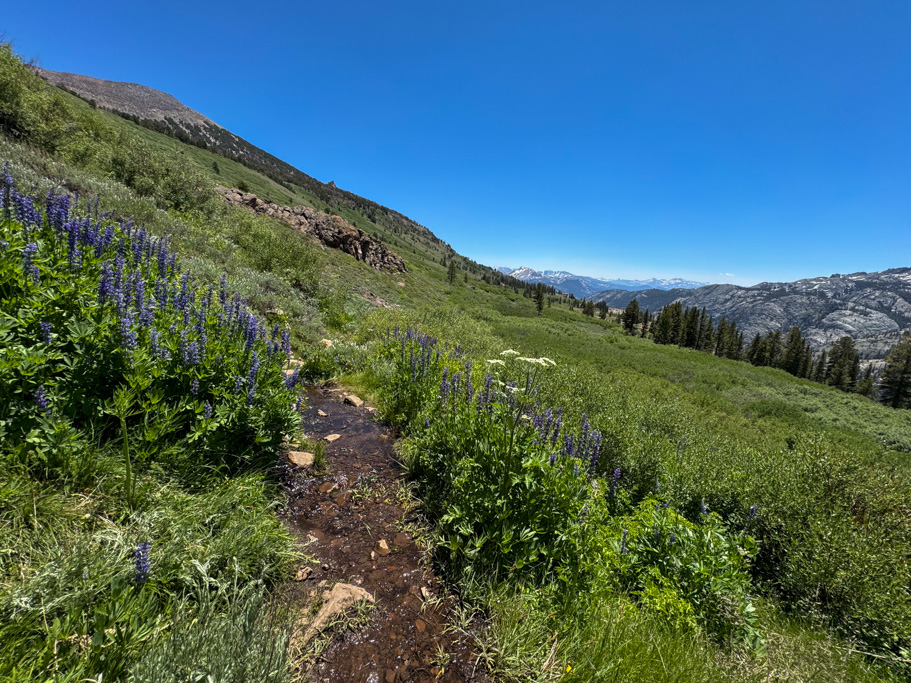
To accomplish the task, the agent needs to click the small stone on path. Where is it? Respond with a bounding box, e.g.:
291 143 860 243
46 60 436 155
319 481 339 494
325 433 341 442
288 451 314 467
301 582 374 643
318 409 328 417
344 394 365 407
375 539 391 556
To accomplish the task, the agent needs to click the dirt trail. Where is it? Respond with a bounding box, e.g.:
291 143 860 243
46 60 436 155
277 384 485 683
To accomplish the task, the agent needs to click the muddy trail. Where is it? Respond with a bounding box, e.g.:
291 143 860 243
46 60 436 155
276 384 486 683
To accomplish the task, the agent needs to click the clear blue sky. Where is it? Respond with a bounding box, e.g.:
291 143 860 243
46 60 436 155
5 2 910 285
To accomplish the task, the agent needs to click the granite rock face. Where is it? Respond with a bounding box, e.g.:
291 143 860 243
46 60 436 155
216 186 407 273
593 269 911 360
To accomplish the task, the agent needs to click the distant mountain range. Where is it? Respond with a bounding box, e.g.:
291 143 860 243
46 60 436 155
497 267 707 299
592 268 911 359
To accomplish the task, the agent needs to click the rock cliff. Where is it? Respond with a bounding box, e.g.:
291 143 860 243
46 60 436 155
216 186 406 273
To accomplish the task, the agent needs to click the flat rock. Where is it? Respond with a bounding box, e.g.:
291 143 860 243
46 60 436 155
288 451 314 467
344 394 365 407
301 583 374 643
317 409 328 417
325 433 341 443
375 539 391 556
393 532 410 547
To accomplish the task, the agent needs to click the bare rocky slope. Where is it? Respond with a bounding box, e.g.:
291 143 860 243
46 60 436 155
593 268 911 359
216 186 406 273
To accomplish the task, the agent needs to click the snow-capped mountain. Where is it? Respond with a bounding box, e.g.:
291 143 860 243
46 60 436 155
497 267 708 299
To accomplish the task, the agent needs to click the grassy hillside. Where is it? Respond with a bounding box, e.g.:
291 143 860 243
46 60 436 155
3 43 911 681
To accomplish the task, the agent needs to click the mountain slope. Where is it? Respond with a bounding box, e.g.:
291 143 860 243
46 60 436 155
498 266 707 298
593 268 911 358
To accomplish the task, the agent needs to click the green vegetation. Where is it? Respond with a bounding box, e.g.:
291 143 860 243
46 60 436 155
2 42 911 681
0 173 307 680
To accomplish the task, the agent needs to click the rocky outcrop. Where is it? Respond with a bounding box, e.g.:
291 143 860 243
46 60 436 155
593 269 911 360
216 186 407 273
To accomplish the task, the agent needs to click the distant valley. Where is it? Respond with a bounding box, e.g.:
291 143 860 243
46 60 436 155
497 266 707 299
593 268 911 359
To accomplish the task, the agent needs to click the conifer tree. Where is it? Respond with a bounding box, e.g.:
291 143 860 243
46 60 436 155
826 336 860 392
781 327 806 376
621 299 641 333
879 333 911 408
535 283 545 315
813 350 828 383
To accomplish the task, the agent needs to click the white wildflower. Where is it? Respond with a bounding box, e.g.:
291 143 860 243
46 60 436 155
500 349 520 356
486 359 505 366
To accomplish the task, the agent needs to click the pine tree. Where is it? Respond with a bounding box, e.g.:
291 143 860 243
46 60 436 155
447 260 457 284
746 333 763 365
535 283 545 315
812 350 828 383
879 333 911 408
621 299 641 333
781 327 805 376
640 309 651 338
826 336 860 392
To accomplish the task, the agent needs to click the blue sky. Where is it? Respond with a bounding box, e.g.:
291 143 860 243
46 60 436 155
5 1 910 285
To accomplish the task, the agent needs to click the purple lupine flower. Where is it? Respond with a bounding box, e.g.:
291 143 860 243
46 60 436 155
119 311 137 353
40 322 52 344
13 189 41 226
588 431 602 473
549 452 557 467
749 504 758 519
179 330 191 365
46 191 70 230
281 329 291 357
134 542 150 583
294 392 303 412
98 262 113 304
67 220 81 269
286 368 300 389
22 242 38 279
190 379 200 396
246 352 260 405
562 434 575 458
234 375 244 394
670 533 676 544
219 274 228 307
34 385 51 416
440 368 449 401
609 467 621 500
149 328 160 357
700 501 708 515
